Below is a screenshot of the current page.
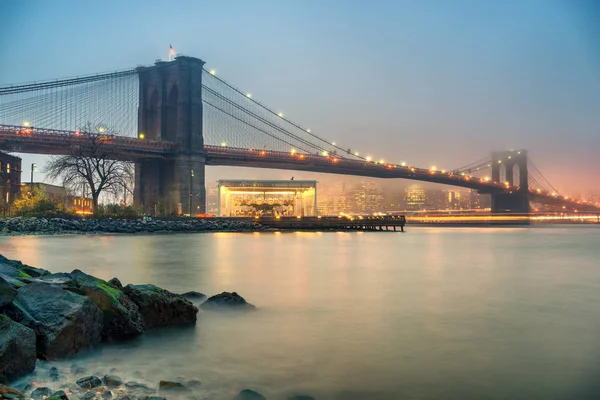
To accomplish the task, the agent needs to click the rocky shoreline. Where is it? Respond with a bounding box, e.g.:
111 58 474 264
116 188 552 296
0 217 268 236
0 254 316 400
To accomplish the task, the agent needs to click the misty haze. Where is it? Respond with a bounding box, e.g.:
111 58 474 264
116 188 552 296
1 1 599 400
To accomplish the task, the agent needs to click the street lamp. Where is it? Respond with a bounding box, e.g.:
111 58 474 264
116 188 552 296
189 169 194 217
31 163 36 187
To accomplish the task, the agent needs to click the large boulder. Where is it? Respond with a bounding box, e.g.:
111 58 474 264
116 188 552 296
0 315 36 384
0 273 24 289
0 255 49 278
123 284 197 329
201 292 256 310
70 270 145 340
15 282 103 360
0 276 17 309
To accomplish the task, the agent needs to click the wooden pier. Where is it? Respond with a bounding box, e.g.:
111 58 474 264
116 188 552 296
248 215 406 231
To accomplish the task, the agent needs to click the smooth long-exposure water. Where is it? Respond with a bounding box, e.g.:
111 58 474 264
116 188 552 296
2 227 600 400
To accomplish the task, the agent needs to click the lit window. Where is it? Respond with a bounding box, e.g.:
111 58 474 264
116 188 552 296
6 164 10 173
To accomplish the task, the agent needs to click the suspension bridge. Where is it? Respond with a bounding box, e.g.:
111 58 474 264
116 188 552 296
0 55 597 214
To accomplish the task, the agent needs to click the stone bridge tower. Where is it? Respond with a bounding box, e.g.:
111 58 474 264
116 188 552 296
134 56 206 215
490 150 529 213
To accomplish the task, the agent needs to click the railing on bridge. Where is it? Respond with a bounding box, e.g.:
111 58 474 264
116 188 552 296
205 145 516 188
0 124 176 156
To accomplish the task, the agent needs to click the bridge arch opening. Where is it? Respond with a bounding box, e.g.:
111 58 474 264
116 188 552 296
165 84 178 142
499 163 507 184
146 89 160 140
511 163 520 188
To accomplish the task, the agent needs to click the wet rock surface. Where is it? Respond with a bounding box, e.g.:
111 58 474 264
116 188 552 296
70 271 145 340
123 285 197 329
15 283 104 360
200 292 256 311
0 315 37 383
0 276 17 308
0 253 270 398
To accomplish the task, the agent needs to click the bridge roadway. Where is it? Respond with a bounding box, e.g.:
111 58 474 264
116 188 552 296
1 124 598 211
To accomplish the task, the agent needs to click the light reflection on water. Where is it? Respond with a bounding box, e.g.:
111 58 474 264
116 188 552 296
2 227 600 399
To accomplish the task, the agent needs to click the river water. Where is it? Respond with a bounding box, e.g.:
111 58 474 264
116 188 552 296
1 227 600 400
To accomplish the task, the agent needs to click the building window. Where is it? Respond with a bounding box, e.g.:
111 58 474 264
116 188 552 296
6 163 10 174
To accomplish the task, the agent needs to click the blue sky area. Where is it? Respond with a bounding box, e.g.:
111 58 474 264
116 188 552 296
0 0 598 195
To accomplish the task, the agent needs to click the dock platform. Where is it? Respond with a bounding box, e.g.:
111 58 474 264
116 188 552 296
249 215 406 231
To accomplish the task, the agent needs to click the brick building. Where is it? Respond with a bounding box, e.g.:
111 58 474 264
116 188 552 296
0 152 22 211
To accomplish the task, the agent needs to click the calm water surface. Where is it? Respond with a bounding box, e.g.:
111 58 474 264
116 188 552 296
1 227 600 400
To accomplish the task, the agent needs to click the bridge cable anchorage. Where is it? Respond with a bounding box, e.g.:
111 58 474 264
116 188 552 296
202 85 336 155
528 157 561 196
202 69 367 161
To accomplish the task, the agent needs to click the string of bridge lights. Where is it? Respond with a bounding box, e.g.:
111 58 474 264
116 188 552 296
205 67 423 168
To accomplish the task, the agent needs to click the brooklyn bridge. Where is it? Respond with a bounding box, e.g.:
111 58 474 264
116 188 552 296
1 55 596 214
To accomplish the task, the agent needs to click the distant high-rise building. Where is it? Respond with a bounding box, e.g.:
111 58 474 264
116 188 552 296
206 185 219 214
405 185 426 210
348 180 384 214
446 190 461 210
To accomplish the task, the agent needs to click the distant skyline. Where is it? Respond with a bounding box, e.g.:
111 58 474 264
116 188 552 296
1 0 599 195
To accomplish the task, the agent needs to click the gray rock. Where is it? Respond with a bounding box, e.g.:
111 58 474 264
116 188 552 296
234 389 266 400
51 390 69 400
101 391 112 399
70 270 145 340
15 283 103 360
80 392 96 400
201 292 256 310
123 284 197 329
76 376 102 390
0 274 24 289
0 276 17 309
103 375 123 388
124 382 153 394
0 315 36 383
180 291 206 301
107 278 123 291
0 255 49 278
186 380 202 389
31 388 53 400
158 381 189 392
0 385 24 399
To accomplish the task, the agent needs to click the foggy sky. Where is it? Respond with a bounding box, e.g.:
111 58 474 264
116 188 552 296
1 0 598 196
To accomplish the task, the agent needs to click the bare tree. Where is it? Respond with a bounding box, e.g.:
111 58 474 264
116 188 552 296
45 123 133 211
